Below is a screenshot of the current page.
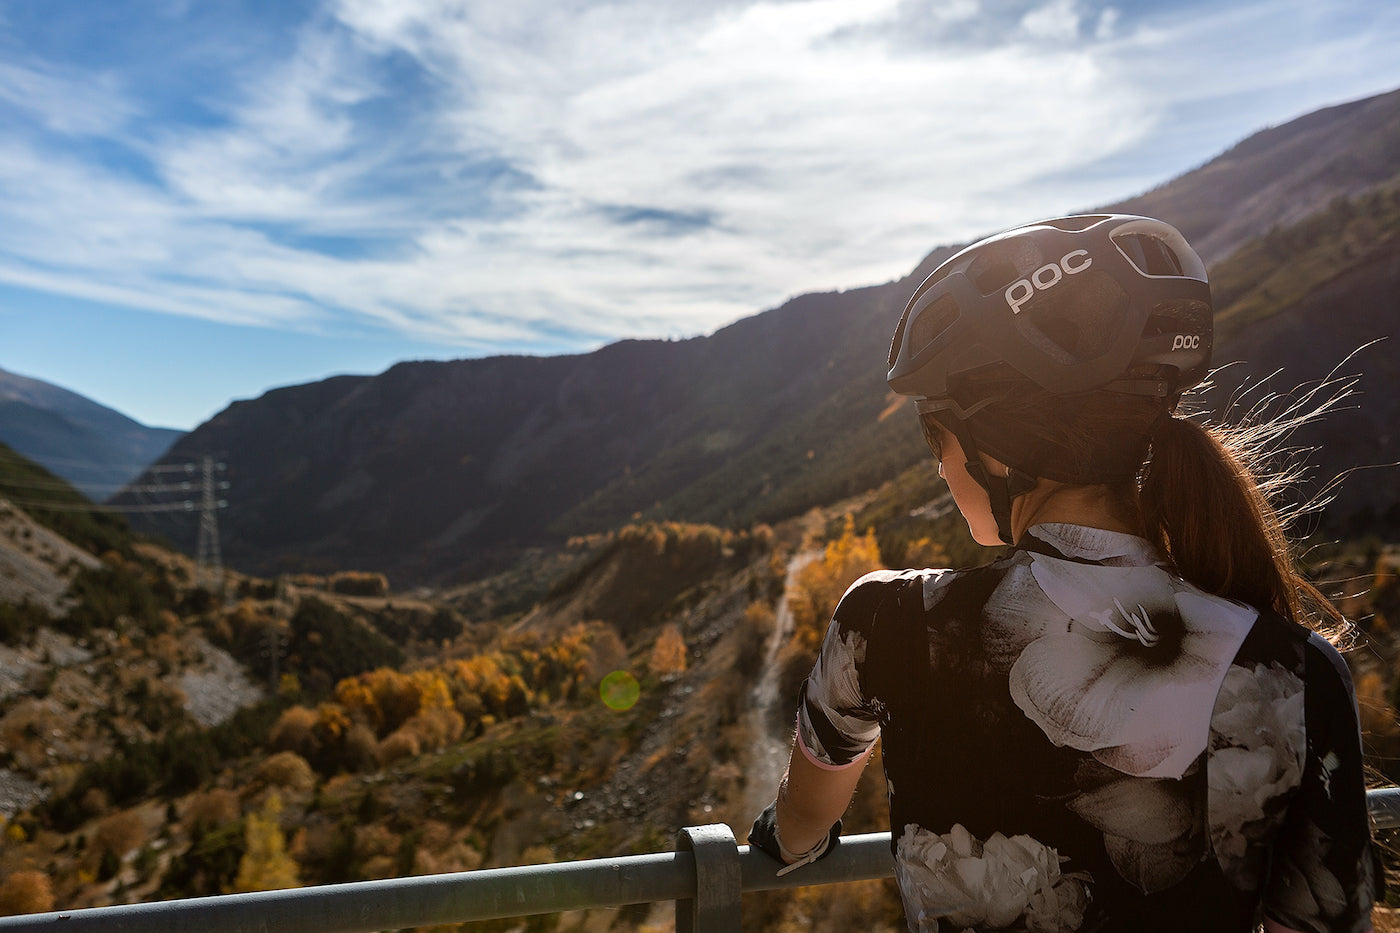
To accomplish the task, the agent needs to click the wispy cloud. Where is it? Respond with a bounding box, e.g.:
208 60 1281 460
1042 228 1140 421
0 59 136 136
1 0 1398 355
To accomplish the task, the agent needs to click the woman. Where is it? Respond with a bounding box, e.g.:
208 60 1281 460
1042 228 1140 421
749 214 1377 932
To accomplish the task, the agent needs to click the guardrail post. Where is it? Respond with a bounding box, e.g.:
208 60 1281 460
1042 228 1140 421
675 824 741 932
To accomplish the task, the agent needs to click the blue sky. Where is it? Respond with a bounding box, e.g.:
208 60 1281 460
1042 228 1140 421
1 0 1398 430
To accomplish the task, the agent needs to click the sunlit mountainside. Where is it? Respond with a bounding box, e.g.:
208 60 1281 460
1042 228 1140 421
0 445 932 924
2 87 1400 927
4 440 1398 928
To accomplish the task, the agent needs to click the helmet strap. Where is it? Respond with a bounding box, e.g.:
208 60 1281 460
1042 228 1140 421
946 419 1038 545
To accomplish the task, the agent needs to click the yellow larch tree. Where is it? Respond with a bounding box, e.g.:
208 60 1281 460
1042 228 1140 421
235 793 301 893
787 514 883 652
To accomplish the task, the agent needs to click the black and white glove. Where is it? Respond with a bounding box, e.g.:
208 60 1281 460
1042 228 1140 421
748 800 841 876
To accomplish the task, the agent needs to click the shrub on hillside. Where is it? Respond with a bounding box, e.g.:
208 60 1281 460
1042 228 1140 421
368 605 462 645
735 602 775 679
0 600 50 647
341 724 378 773
333 668 449 737
184 789 241 831
61 564 168 637
158 819 245 899
125 675 188 734
268 703 377 776
268 706 318 758
95 809 148 859
43 705 276 831
329 571 389 597
79 787 110 819
0 870 55 915
236 578 279 600
401 706 465 750
354 823 400 881
254 751 316 795
374 729 420 767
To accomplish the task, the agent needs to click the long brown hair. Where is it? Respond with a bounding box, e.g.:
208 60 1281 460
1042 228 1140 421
1140 408 1345 634
924 376 1348 634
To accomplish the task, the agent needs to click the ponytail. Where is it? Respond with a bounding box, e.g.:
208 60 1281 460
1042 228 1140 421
950 370 1350 636
1139 414 1344 634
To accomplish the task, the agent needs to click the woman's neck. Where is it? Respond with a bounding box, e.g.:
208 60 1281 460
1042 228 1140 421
1011 482 1140 542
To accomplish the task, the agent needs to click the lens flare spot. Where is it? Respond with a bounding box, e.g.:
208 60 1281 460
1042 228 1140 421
600 670 640 711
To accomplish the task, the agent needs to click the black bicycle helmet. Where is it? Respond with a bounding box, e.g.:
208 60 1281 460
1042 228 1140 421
887 213 1213 543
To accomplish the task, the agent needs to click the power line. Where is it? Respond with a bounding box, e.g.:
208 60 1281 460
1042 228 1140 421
0 496 223 514
0 450 197 473
3 446 231 587
0 476 225 495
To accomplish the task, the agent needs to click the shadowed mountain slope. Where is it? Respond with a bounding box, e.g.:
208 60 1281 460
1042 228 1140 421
121 87 1400 584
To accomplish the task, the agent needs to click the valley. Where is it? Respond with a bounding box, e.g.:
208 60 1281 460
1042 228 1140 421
2 85 1400 929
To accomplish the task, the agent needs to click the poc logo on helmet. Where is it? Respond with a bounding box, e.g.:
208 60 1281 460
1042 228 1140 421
1004 250 1092 315
1172 334 1202 351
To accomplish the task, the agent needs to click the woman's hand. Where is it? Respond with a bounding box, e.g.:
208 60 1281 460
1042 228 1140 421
747 738 873 873
748 799 841 875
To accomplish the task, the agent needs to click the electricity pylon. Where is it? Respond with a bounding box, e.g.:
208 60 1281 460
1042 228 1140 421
195 456 226 593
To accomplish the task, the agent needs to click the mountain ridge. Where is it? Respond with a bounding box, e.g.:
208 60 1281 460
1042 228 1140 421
0 367 184 502
109 84 1400 583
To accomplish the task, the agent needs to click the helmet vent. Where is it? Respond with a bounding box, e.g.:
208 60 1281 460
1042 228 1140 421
1114 233 1185 277
1146 299 1211 337
909 293 960 356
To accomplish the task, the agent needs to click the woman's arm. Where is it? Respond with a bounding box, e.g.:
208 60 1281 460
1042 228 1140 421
753 570 894 865
772 737 873 857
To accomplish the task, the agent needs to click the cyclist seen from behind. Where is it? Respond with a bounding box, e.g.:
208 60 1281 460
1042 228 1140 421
749 214 1378 932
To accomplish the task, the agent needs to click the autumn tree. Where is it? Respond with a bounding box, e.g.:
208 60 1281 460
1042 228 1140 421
778 515 883 708
649 625 687 677
788 515 883 652
901 536 950 570
235 794 301 892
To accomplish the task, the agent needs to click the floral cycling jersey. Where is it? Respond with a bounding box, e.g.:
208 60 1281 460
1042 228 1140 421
797 523 1377 933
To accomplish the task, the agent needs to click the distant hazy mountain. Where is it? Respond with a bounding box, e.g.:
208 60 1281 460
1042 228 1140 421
0 368 183 501
122 87 1400 585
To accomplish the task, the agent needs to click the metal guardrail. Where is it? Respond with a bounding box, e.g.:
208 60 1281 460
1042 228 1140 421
4 788 1399 933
